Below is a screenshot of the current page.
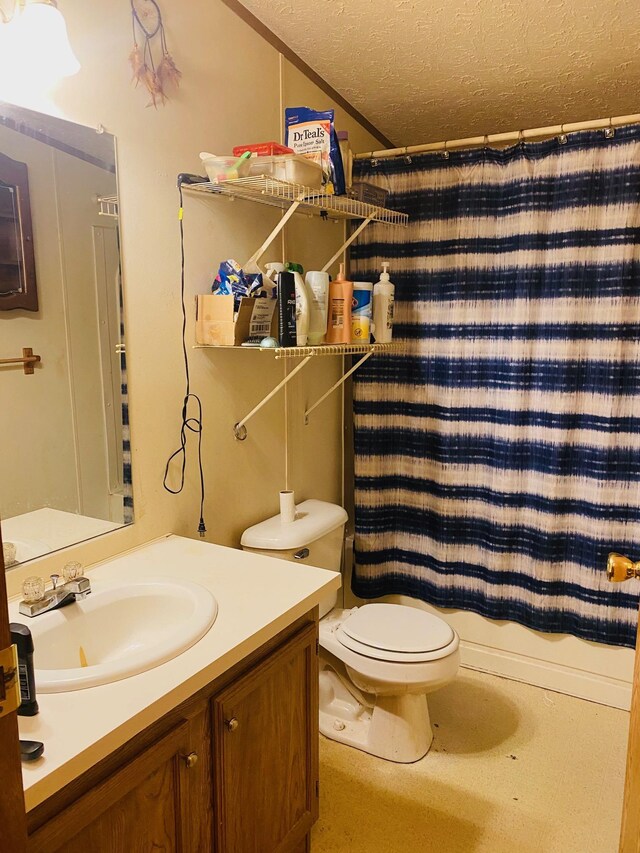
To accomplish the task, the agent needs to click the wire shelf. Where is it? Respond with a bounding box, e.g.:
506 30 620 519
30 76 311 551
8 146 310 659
184 177 408 226
194 341 403 360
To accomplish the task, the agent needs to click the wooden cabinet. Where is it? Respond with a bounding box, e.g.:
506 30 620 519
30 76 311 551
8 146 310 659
212 623 318 852
26 613 318 853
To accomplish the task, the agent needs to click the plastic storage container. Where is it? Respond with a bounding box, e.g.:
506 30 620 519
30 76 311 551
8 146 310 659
200 154 251 184
247 154 323 188
233 142 294 157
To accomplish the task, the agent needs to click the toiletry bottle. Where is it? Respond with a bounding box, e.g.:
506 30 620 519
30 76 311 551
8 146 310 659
326 263 353 344
305 271 330 345
372 262 395 343
351 281 373 343
276 270 297 347
286 262 310 346
10 623 38 716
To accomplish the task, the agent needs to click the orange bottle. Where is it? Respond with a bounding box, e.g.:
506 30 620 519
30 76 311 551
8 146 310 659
325 263 353 344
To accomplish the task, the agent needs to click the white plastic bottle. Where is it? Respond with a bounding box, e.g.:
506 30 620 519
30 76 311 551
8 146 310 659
305 271 330 345
287 264 311 346
372 262 395 343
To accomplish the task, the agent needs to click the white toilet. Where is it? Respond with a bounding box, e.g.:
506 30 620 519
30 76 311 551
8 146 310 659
241 499 460 763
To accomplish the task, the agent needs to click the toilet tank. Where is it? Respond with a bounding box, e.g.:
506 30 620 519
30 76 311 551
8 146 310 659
241 499 348 617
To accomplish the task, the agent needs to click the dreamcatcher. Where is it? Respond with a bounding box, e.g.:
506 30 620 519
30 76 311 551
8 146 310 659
129 0 181 107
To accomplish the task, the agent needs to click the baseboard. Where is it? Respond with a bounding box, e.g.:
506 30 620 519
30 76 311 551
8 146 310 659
460 640 632 712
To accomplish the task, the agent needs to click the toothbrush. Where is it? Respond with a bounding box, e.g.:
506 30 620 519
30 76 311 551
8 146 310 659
225 150 251 180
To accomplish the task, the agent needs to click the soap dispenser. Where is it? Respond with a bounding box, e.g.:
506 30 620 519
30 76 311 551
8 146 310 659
372 262 395 343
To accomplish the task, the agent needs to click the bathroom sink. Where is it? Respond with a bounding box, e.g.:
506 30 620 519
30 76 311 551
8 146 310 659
9 578 218 692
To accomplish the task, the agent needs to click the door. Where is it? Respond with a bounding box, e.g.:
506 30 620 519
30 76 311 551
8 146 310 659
607 554 640 852
211 623 319 853
0 523 28 852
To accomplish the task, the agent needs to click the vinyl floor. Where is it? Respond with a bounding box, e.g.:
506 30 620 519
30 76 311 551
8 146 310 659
312 668 628 853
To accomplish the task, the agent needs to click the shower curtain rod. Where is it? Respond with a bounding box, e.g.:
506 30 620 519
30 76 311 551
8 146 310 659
354 112 640 160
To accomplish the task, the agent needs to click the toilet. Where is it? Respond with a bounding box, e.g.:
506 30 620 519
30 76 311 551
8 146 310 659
241 499 460 763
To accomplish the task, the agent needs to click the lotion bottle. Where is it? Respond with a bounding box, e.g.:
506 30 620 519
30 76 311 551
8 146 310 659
372 262 395 343
326 263 353 344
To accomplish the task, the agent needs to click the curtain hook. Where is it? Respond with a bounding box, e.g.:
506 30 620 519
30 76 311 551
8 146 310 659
604 117 615 139
403 147 412 165
558 123 568 145
483 134 489 147
441 140 450 159
518 129 524 146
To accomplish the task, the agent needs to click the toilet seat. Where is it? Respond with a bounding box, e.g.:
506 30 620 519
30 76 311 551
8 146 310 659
336 604 456 663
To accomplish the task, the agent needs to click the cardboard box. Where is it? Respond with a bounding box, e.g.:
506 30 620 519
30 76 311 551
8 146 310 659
196 294 278 346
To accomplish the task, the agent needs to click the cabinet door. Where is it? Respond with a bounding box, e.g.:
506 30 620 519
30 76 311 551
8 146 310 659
28 718 206 853
212 623 319 853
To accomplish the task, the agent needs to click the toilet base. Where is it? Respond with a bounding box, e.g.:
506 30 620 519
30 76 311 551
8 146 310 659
319 662 433 763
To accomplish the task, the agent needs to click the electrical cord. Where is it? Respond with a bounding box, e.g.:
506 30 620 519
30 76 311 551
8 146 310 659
163 179 206 536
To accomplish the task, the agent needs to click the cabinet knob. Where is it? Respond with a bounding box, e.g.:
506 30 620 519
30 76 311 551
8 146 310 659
181 752 198 769
225 717 239 732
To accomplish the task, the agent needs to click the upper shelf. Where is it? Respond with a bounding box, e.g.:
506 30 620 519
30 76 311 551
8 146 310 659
184 176 409 226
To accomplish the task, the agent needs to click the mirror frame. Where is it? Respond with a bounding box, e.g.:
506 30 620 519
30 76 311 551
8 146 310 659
0 150 38 311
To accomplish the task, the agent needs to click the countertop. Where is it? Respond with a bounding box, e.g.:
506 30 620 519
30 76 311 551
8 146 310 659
14 534 340 811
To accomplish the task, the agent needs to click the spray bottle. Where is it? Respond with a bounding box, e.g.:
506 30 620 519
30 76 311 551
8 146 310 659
372 262 395 343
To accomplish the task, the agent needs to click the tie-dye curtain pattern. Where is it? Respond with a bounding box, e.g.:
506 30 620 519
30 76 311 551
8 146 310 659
350 126 640 647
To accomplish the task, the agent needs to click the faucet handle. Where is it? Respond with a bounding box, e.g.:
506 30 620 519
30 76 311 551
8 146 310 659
22 576 46 603
63 561 83 582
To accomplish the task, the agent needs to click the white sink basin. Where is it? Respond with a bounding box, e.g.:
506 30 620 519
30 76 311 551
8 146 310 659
9 578 218 692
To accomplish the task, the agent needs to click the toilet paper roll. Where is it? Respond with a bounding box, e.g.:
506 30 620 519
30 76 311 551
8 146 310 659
280 490 296 524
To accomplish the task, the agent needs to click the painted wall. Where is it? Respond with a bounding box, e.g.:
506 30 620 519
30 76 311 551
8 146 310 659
2 0 383 594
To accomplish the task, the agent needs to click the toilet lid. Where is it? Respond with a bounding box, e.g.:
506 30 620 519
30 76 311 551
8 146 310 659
337 604 455 662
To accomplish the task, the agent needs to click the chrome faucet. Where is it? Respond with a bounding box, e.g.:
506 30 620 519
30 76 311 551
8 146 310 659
19 563 91 618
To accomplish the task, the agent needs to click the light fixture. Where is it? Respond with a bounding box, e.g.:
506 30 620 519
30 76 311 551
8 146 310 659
0 0 80 80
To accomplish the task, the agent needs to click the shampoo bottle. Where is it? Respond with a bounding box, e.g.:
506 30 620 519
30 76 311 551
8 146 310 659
286 262 311 346
372 262 395 343
305 271 330 345
326 263 353 344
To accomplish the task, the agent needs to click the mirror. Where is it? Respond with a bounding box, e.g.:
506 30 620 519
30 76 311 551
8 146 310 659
0 103 133 568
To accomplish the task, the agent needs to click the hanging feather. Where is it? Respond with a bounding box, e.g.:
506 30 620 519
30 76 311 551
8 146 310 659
129 43 146 86
157 52 181 92
129 0 181 107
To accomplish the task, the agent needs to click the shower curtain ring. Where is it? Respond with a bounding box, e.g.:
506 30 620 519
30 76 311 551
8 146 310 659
518 129 524 146
441 140 450 159
604 117 615 139
558 123 568 145
483 134 489 148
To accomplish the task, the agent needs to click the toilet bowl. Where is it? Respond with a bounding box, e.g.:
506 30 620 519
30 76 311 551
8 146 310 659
241 499 459 763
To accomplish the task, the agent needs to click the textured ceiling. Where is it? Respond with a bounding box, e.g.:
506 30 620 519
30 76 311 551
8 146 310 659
237 0 640 148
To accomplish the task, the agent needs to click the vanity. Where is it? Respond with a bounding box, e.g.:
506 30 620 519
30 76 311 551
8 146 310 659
15 535 340 852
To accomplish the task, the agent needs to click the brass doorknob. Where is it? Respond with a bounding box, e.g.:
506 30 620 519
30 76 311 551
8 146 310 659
607 553 640 583
181 752 198 769
225 718 239 732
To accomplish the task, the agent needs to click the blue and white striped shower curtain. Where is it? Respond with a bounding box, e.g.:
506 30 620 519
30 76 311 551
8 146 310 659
350 126 640 648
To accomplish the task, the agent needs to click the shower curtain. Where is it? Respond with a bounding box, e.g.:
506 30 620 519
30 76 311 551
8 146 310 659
350 126 640 648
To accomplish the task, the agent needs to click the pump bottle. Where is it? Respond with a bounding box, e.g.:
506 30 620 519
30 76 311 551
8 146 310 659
372 262 395 343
